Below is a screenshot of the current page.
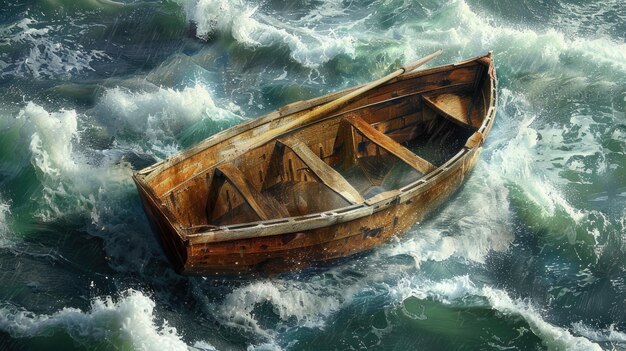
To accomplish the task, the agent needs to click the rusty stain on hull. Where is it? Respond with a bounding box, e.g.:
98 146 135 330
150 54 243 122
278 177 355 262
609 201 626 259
133 52 497 275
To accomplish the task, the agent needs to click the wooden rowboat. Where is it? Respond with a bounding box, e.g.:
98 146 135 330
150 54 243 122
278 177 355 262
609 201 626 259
133 51 497 275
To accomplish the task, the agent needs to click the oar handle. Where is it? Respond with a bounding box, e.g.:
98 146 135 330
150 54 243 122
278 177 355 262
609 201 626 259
401 49 443 74
321 49 444 115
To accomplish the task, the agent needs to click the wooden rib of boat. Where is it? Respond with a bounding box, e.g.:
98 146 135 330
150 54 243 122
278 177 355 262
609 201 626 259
133 51 497 275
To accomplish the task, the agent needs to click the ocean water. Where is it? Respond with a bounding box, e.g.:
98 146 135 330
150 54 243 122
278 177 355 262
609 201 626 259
0 0 625 349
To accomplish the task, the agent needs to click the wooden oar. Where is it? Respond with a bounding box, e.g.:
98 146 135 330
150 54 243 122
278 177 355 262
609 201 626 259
239 49 443 150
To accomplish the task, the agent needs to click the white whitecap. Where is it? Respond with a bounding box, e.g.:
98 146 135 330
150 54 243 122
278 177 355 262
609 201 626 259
0 18 110 79
394 1 626 73
182 0 355 67
13 102 133 222
19 103 79 177
0 196 12 248
571 321 626 344
391 275 603 351
94 84 243 157
0 289 198 351
216 280 343 337
481 287 602 351
385 161 513 266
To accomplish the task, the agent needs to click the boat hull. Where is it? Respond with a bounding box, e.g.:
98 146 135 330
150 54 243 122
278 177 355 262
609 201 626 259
136 146 480 275
133 53 497 275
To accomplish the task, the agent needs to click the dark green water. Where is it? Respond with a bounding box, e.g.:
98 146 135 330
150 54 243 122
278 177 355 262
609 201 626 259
0 0 625 350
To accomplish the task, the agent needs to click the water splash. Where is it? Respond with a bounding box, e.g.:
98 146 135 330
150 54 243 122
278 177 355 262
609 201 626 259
182 0 356 68
391 275 603 351
0 289 196 350
93 84 243 157
0 196 11 248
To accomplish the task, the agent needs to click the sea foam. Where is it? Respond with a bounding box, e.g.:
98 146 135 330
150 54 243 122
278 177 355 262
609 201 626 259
14 102 132 222
399 0 626 73
0 196 11 248
391 275 604 351
182 0 355 67
0 18 109 79
0 289 198 351
385 162 513 266
93 84 243 157
571 321 626 345
212 279 345 338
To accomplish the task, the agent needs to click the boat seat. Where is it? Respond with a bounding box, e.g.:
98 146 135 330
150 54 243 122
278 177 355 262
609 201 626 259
344 115 436 174
278 135 365 205
208 163 290 222
422 92 482 129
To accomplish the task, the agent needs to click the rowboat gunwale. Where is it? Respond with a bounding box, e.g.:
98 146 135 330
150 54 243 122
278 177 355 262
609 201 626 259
132 52 496 267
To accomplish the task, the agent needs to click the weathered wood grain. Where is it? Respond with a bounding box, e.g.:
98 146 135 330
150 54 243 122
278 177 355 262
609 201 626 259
214 163 290 221
278 135 365 204
345 115 436 174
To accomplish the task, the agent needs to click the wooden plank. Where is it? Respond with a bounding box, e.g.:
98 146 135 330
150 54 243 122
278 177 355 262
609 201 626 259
423 93 481 129
341 65 478 110
216 163 290 221
278 136 365 205
154 84 468 198
345 115 436 174
465 131 484 149
205 170 227 222
145 62 481 196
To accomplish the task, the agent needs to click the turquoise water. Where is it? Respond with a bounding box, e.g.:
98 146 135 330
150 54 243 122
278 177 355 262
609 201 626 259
0 0 625 350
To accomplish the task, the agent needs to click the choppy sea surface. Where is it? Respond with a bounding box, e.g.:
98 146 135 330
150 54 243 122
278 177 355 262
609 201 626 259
0 0 625 350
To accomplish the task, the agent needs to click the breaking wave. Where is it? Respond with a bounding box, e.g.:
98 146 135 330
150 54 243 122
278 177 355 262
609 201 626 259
93 84 243 157
385 163 513 266
0 196 11 248
0 289 200 351
571 321 626 346
5 81 241 222
11 102 132 222
215 280 344 338
392 275 604 351
0 82 242 272
182 0 356 67
206 272 611 350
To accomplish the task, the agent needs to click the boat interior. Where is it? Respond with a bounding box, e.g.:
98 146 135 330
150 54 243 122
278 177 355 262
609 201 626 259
152 60 492 231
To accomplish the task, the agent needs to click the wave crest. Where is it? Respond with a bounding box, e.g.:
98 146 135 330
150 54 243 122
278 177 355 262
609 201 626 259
182 0 355 68
0 289 197 350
